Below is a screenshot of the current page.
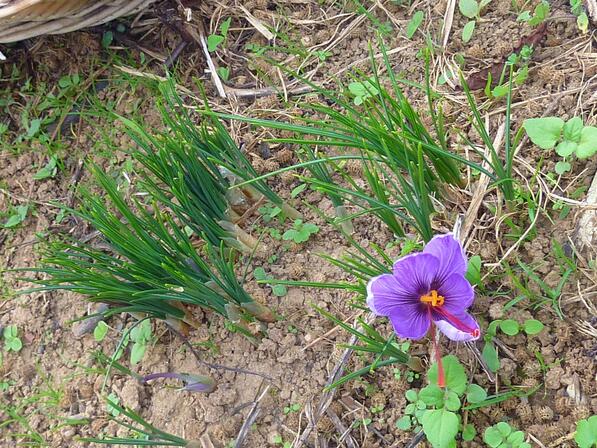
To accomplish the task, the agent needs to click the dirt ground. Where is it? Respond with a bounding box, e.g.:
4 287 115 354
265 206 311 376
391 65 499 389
1 1 596 447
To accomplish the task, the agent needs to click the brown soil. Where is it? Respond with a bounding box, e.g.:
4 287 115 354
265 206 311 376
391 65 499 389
1 1 596 447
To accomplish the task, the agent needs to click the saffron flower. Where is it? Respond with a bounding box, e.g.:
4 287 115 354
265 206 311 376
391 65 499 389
366 233 480 342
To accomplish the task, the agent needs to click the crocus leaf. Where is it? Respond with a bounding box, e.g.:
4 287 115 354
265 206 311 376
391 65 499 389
576 126 597 159
459 0 479 18
465 383 487 403
523 319 544 335
556 140 578 157
523 117 564 149
574 415 597 448
106 393 121 417
462 21 475 43
563 117 583 143
421 408 459 448
406 11 424 39
428 355 467 395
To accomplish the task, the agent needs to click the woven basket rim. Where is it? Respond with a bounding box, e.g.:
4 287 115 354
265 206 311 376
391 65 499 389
0 0 156 43
0 0 47 20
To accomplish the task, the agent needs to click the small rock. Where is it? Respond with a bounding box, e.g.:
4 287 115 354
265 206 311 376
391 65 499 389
72 304 109 339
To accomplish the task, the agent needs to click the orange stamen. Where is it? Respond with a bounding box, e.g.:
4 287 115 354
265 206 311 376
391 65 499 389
420 290 445 307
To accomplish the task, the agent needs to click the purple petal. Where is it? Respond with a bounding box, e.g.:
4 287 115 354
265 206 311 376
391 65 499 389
434 312 480 342
367 274 415 316
437 273 475 312
392 252 440 297
389 307 431 340
423 234 467 285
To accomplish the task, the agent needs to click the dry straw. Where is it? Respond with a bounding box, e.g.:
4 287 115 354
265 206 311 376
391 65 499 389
0 0 155 43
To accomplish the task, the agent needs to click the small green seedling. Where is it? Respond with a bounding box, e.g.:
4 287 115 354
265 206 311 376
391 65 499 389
523 116 597 174
570 0 589 34
353 417 372 428
58 73 80 89
259 203 284 223
348 78 380 105
486 45 533 98
483 422 530 448
3 325 23 352
397 355 488 447
3 205 29 228
406 11 425 39
283 403 301 414
216 67 230 81
129 320 152 365
517 0 550 26
482 319 544 372
465 255 483 288
254 267 287 297
282 219 319 244
575 415 597 448
458 0 491 43
272 435 292 448
207 17 231 52
314 50 332 61
33 155 58 180
94 321 109 342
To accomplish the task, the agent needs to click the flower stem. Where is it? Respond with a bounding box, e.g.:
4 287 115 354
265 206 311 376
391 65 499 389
430 324 445 388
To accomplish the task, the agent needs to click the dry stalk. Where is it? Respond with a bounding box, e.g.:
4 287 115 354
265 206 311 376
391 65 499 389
234 384 271 448
292 313 375 447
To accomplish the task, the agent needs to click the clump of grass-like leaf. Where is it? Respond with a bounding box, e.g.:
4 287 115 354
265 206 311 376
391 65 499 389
158 81 301 222
22 165 274 333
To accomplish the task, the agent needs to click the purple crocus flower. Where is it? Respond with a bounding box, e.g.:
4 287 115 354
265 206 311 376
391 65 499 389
366 233 480 342
143 372 216 393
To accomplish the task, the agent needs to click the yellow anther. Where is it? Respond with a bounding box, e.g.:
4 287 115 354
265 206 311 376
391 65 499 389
420 290 445 307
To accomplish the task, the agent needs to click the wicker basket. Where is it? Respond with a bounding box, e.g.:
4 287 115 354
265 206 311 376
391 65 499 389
0 0 156 43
